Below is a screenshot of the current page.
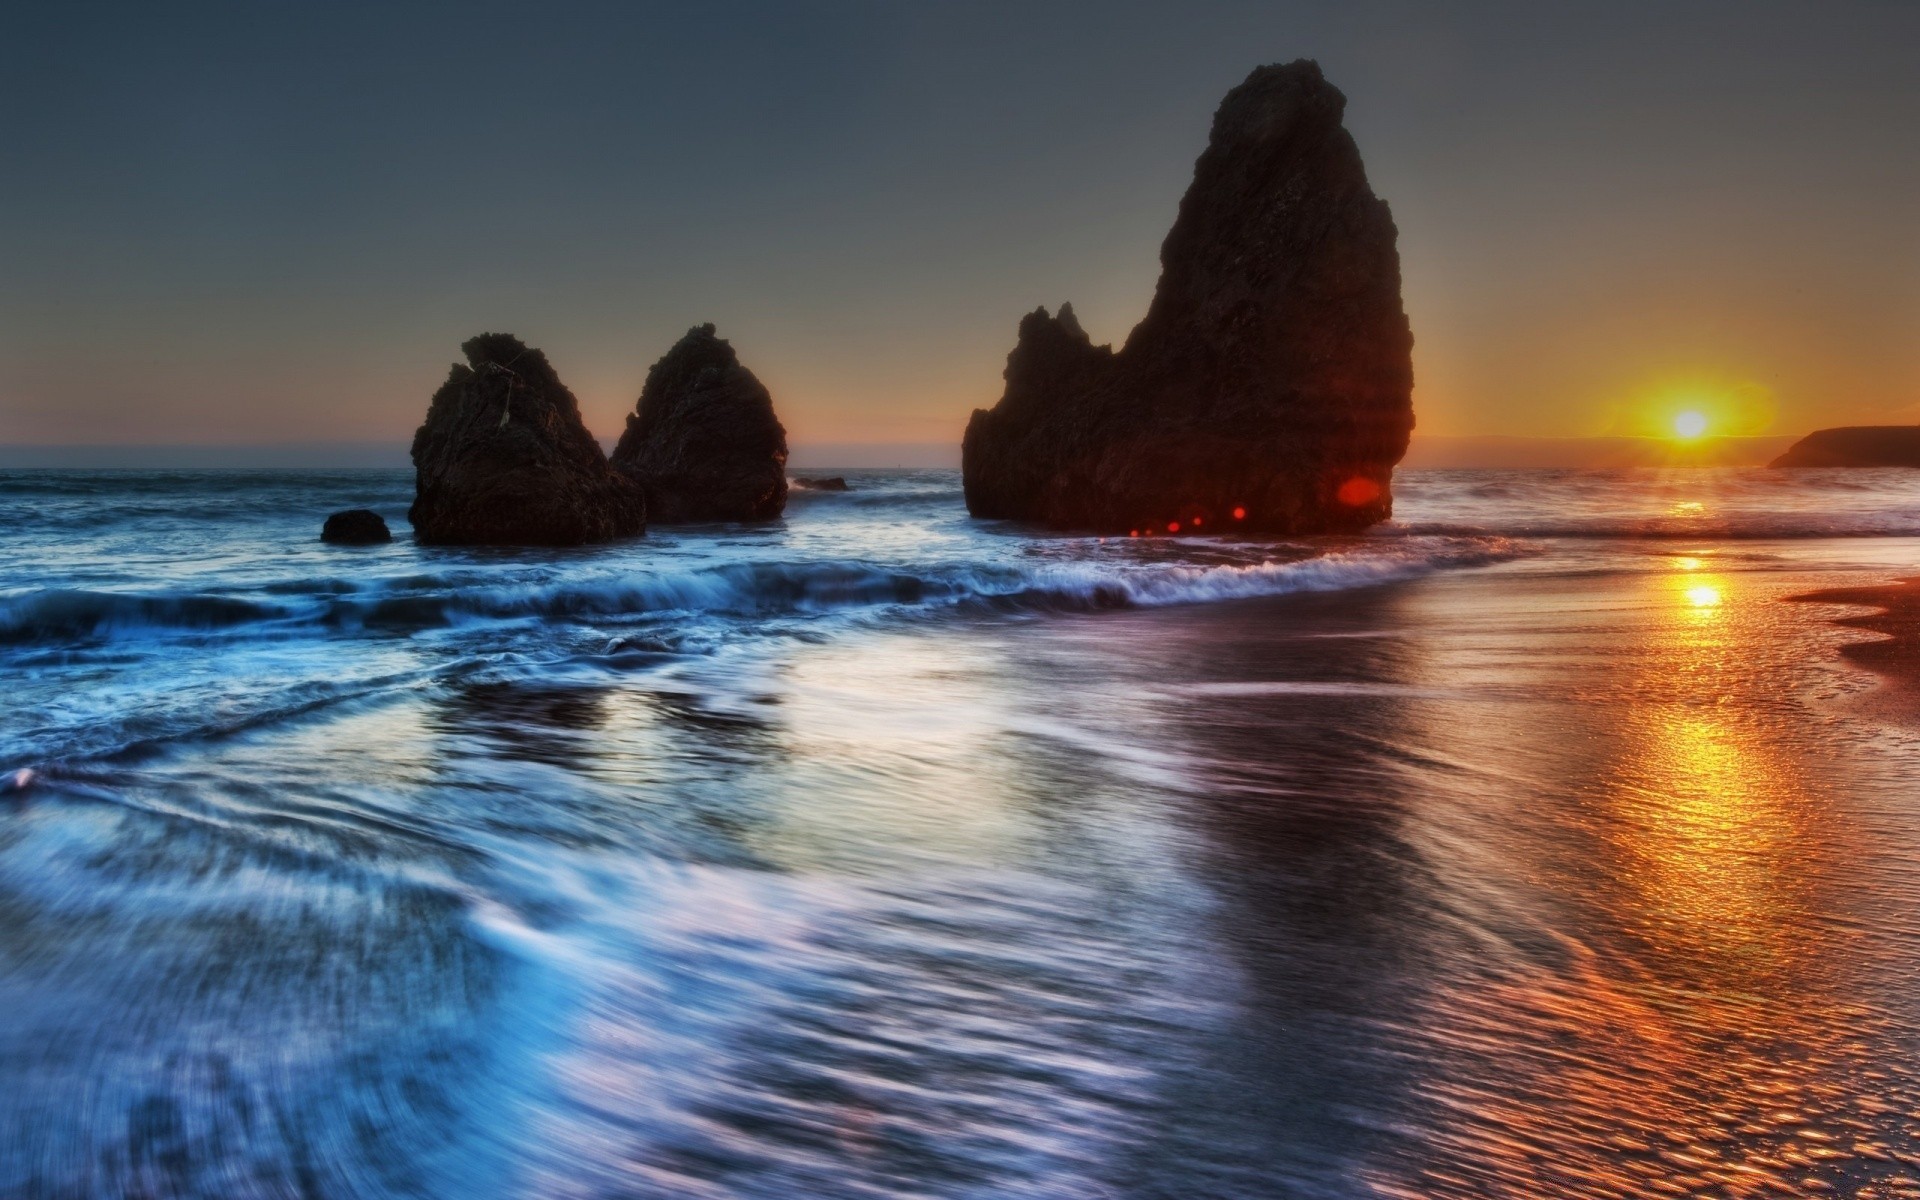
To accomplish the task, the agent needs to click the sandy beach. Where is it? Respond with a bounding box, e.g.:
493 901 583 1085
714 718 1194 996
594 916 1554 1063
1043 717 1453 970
1794 576 1920 723
7 463 1920 1195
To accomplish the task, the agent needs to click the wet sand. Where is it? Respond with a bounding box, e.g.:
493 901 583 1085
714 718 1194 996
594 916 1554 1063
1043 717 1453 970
8 536 1920 1196
1793 576 1920 722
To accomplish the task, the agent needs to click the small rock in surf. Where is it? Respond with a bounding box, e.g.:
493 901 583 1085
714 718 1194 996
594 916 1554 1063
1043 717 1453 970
320 509 392 544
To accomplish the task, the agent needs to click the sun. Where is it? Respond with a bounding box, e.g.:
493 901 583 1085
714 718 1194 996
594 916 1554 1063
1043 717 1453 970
1673 410 1709 440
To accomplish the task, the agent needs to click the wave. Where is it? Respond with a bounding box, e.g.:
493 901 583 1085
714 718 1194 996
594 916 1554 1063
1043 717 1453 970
785 482 965 509
1387 516 1920 539
0 588 295 644
0 537 1521 648
1390 466 1920 539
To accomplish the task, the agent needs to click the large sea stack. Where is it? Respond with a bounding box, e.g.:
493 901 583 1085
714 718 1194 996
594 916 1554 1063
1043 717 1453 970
962 60 1414 534
409 333 644 545
1770 426 1920 468
610 324 788 522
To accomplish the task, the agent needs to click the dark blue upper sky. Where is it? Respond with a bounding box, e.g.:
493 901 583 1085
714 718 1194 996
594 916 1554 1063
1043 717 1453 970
3 0 1915 454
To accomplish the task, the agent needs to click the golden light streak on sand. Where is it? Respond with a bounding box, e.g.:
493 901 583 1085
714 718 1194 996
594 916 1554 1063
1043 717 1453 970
1394 564 1886 1197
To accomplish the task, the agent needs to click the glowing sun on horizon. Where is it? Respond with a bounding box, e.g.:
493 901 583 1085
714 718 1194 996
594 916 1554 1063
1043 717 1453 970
1673 410 1710 440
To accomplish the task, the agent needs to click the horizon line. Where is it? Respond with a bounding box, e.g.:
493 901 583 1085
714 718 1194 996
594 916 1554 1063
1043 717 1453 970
0 432 1834 471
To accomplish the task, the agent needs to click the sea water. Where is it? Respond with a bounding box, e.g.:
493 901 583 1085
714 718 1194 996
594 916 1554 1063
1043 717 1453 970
2 467 1919 1197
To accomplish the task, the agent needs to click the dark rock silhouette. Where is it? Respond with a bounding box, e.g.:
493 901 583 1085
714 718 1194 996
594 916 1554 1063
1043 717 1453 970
320 509 391 544
792 476 850 492
611 325 788 522
1770 426 1920 468
409 334 644 546
963 60 1413 535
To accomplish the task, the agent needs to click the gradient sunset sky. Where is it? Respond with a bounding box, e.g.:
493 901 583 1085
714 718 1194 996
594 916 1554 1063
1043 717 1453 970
3 0 1915 455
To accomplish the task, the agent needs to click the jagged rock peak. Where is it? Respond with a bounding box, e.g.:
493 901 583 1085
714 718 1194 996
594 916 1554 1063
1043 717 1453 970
408 332 644 546
962 60 1414 535
611 324 789 523
457 332 571 399
1053 302 1087 341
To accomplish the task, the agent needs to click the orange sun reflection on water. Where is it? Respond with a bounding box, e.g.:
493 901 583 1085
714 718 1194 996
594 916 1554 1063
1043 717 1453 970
1403 564 1884 1197
1617 571 1814 977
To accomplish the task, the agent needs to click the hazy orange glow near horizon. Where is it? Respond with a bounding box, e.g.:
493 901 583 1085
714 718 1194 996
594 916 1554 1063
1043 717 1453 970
0 3 1915 460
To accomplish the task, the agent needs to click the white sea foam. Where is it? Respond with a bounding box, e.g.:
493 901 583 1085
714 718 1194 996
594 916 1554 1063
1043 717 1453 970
0 536 1519 649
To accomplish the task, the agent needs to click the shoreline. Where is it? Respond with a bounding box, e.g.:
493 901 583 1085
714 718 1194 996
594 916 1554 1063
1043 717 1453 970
1791 576 1920 724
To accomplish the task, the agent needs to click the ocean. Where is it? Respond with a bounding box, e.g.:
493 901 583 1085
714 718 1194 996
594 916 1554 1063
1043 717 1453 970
3 466 1919 1197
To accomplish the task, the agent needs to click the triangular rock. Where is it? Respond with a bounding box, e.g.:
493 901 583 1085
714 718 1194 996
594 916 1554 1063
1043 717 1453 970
611 324 788 522
409 333 644 545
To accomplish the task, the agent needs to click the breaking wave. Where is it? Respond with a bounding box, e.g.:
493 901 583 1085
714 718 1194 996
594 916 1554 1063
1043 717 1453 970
0 537 1519 648
1390 466 1920 539
1390 516 1920 539
0 589 292 644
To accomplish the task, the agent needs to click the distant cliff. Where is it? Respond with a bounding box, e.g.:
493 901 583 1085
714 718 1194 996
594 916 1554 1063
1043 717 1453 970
962 60 1413 535
1770 427 1920 468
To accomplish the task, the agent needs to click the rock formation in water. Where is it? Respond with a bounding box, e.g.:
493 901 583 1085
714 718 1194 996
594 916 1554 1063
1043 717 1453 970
610 324 788 522
320 509 392 544
962 60 1414 535
792 476 849 492
1770 427 1920 468
409 333 645 546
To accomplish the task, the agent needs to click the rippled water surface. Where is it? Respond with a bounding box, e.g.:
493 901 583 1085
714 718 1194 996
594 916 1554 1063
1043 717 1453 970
3 467 1920 1197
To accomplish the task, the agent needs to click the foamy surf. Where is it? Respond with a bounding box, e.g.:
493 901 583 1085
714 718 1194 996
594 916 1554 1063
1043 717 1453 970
0 537 1518 649
1 531 1517 770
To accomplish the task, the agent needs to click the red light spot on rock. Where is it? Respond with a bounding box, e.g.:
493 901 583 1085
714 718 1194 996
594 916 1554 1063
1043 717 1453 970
1232 506 1246 520
1167 521 1181 533
1336 476 1382 507
1192 516 1203 526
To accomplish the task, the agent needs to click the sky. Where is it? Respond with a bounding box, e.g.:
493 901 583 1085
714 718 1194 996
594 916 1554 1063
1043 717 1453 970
1 0 1915 461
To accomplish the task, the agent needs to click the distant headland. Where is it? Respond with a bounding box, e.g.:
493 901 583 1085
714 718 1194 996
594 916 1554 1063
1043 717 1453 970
1770 426 1920 468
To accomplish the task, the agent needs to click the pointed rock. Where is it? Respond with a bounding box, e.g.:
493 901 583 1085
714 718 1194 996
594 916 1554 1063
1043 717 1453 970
409 333 644 545
963 61 1414 534
611 324 788 522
